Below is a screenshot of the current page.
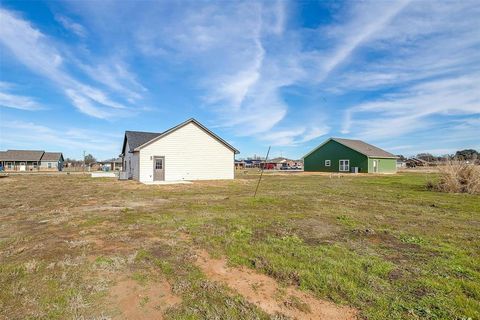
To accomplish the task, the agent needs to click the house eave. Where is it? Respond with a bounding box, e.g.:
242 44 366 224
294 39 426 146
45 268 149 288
133 118 240 154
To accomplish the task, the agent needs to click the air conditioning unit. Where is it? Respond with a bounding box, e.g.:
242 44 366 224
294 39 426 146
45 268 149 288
118 172 129 180
351 167 359 174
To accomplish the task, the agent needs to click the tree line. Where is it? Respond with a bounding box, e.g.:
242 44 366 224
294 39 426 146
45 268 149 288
397 149 479 162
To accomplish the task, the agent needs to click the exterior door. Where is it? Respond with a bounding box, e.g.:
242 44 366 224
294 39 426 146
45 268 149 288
153 156 165 181
19 162 26 171
373 160 378 173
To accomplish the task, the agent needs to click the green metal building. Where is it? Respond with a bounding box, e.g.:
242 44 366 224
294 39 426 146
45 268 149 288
303 138 397 173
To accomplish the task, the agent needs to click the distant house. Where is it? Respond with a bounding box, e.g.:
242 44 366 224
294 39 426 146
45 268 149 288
0 150 64 171
234 160 246 170
303 138 397 173
96 158 123 171
269 157 304 170
120 118 239 183
244 159 262 168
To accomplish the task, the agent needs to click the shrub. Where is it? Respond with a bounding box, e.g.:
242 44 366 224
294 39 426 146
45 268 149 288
428 160 480 194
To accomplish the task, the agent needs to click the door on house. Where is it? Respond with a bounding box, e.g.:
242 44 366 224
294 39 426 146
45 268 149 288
153 156 165 181
19 162 26 171
373 160 378 173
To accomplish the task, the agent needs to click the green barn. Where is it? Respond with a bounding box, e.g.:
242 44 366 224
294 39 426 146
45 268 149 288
303 138 397 173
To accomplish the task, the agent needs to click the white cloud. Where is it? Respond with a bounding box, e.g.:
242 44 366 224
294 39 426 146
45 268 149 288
0 83 43 110
0 120 121 159
2 0 478 155
78 62 147 103
0 8 138 119
260 125 329 147
318 0 412 81
55 15 87 38
342 74 480 139
331 1 480 143
0 92 41 111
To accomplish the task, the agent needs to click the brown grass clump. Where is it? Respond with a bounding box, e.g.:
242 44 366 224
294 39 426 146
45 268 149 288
428 160 480 194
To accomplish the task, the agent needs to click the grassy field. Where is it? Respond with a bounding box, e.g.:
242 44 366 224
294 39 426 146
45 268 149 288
0 172 479 319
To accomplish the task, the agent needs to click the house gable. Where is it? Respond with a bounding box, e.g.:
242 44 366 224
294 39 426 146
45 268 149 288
134 118 239 154
303 138 396 159
304 139 368 172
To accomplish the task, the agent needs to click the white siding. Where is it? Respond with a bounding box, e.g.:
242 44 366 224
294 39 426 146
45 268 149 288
132 152 139 180
138 122 234 182
123 140 139 179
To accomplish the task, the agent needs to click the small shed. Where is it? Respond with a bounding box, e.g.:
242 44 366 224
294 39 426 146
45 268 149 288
303 138 397 173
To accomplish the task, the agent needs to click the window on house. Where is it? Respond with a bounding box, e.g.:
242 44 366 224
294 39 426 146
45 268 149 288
339 160 350 172
48 163 52 168
155 159 163 169
7 162 12 169
325 160 331 166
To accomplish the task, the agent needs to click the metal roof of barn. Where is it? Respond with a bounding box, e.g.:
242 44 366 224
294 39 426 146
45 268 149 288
303 138 397 159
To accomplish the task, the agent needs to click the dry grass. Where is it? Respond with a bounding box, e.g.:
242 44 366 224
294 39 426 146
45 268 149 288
428 161 480 194
0 173 479 319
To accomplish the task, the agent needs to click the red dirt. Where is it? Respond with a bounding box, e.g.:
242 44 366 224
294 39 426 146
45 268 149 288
108 275 181 319
195 250 358 320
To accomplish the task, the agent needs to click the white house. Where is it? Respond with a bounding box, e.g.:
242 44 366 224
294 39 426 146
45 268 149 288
120 118 239 183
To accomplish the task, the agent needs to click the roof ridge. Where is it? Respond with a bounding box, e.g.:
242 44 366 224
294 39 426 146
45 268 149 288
6 149 45 152
125 130 162 134
303 137 396 159
132 118 240 154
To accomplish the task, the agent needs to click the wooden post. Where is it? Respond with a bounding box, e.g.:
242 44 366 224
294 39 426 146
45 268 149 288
254 146 271 198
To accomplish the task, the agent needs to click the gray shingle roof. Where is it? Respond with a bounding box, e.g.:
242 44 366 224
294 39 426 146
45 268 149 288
123 131 162 153
0 150 45 161
41 152 63 161
332 138 396 158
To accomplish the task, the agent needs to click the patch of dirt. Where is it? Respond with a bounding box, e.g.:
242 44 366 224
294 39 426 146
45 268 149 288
82 199 169 212
295 218 343 245
107 275 181 320
195 250 357 320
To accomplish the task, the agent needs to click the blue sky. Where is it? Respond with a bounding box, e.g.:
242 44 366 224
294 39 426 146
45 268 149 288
0 0 479 160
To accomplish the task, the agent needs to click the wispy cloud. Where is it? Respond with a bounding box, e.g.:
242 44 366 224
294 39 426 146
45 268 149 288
0 82 43 110
0 8 140 119
260 125 330 147
318 0 412 81
0 120 121 158
55 14 87 38
337 1 480 141
78 61 147 103
1 0 478 157
0 92 41 111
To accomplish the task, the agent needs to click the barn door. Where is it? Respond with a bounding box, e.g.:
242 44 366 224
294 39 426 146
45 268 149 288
373 160 378 173
153 156 165 181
